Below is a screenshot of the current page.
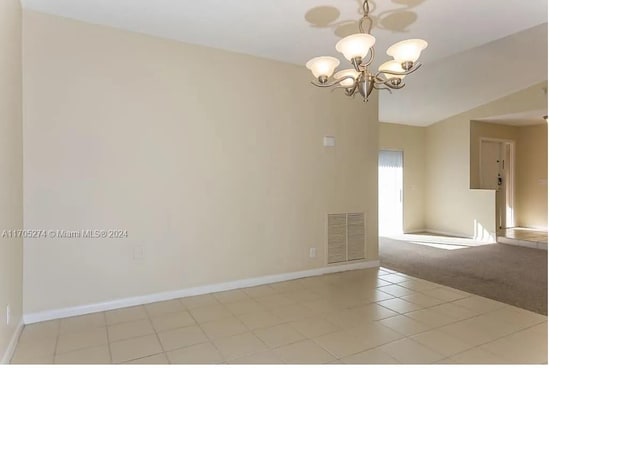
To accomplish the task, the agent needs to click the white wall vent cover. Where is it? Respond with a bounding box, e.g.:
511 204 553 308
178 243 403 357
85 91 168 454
347 213 365 261
327 213 365 264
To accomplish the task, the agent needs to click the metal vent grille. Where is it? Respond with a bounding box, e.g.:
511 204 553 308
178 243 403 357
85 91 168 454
347 213 365 261
328 213 347 264
327 213 365 264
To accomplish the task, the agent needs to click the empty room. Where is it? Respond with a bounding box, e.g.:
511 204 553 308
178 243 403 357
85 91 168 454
4 2 637 468
2 0 548 366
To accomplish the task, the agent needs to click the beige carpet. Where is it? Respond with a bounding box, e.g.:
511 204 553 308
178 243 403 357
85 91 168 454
379 237 548 315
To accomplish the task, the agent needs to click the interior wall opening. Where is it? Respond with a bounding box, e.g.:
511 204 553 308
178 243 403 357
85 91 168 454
378 150 404 237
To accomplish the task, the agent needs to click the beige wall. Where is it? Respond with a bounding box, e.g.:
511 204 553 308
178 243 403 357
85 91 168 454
0 0 23 361
22 11 379 318
423 82 547 239
379 123 425 233
516 124 548 228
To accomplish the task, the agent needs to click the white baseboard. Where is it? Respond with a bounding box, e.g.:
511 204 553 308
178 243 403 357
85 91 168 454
406 228 496 242
1 319 24 364
428 229 471 238
23 260 381 325
402 228 470 238
516 225 548 231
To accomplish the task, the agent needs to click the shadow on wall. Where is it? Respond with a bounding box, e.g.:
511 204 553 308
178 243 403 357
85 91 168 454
305 0 427 38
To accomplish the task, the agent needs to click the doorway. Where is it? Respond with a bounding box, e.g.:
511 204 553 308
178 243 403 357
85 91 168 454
479 139 515 235
378 150 404 236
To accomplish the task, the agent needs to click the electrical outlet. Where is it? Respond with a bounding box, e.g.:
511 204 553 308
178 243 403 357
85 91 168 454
309 247 317 258
6 304 10 326
133 246 144 260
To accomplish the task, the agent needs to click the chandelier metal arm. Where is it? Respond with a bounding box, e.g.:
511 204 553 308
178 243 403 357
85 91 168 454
378 80 406 90
374 62 423 81
327 85 358 97
310 75 360 88
359 0 373 34
352 46 376 72
373 85 393 94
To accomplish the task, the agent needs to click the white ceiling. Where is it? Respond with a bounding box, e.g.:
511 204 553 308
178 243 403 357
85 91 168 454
382 23 548 126
21 0 548 126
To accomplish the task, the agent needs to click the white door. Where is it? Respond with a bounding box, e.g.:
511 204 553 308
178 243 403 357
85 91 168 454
502 142 515 229
480 139 515 233
479 140 501 190
378 150 403 236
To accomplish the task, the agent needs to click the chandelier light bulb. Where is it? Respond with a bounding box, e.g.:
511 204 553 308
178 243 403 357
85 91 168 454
336 33 376 61
305 56 340 82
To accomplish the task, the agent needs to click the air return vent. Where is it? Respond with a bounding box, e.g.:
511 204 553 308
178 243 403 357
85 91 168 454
347 213 365 261
328 214 347 264
327 213 365 264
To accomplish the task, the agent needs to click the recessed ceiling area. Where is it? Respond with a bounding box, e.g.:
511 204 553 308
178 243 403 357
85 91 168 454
21 0 548 127
476 109 549 127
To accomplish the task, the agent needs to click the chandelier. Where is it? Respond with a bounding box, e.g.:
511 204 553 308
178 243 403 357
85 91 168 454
305 0 428 102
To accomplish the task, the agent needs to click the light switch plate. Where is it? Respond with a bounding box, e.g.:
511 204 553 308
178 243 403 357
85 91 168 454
323 136 336 147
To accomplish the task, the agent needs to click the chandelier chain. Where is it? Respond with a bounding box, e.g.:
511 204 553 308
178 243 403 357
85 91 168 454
359 0 373 34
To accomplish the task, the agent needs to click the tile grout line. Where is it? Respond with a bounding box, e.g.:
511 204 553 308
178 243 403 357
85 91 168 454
428 319 547 363
104 314 114 364
51 320 62 364
162 311 224 363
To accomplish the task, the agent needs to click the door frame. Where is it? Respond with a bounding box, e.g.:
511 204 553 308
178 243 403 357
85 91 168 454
378 148 405 235
479 138 516 233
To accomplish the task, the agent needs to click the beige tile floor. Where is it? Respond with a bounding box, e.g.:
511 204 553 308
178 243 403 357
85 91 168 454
500 227 548 250
505 227 548 242
10 268 547 365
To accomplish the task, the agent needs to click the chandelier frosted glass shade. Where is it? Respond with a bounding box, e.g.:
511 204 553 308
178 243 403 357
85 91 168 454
334 69 360 88
336 33 376 61
378 61 405 80
305 56 340 79
386 39 428 64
